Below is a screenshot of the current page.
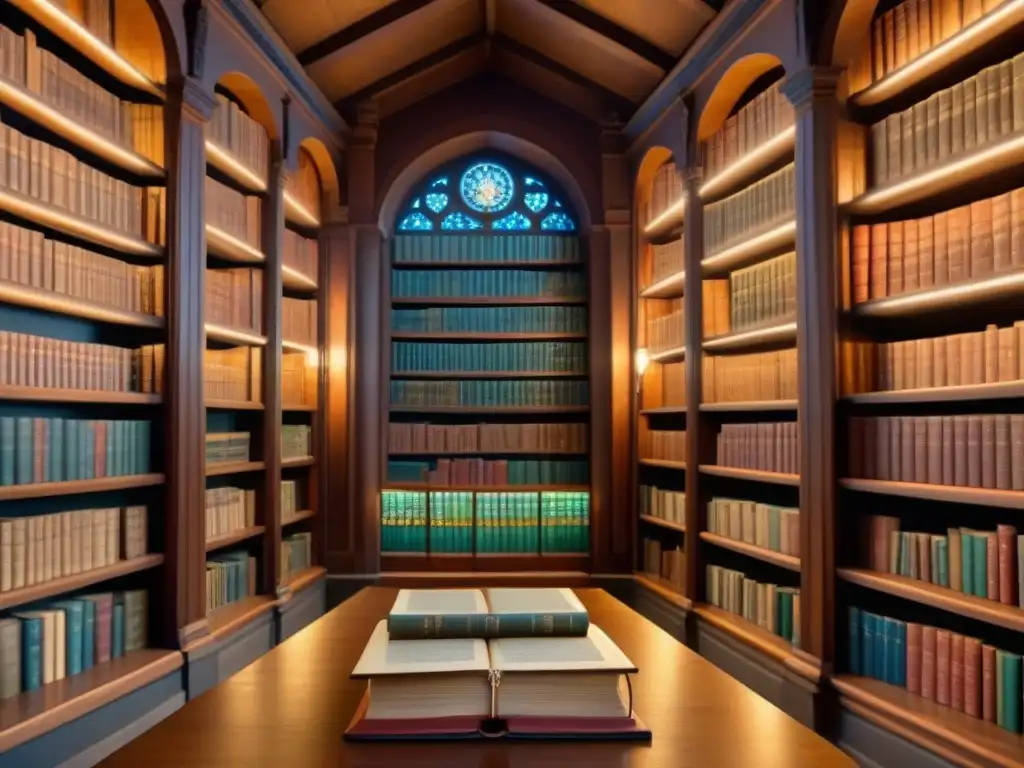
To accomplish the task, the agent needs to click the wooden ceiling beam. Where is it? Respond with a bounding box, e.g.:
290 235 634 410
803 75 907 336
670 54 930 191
297 0 438 66
537 1 676 71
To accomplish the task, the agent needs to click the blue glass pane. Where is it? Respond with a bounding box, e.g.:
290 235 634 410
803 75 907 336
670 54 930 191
540 212 575 232
441 211 483 230
398 212 433 231
425 192 449 213
411 198 421 208
460 162 515 212
430 177 448 188
554 199 563 208
524 192 549 213
492 211 532 231
525 177 544 187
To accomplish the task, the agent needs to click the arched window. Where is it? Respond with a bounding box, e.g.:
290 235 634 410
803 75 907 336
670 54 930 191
396 156 578 233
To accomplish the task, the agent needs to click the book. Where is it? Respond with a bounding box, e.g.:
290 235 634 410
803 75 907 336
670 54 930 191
387 588 589 640
345 619 648 741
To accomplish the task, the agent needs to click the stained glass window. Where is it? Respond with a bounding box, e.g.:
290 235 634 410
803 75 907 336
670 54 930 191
430 177 448 188
411 198 421 208
493 211 531 231
460 162 515 213
399 212 433 231
425 192 448 213
541 212 575 232
524 192 549 213
441 211 483 230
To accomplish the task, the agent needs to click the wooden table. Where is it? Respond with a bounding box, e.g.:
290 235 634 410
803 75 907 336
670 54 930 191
99 587 854 767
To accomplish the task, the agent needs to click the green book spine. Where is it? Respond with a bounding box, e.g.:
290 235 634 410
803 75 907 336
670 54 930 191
0 417 14 485
962 532 974 596
81 420 94 480
49 418 63 483
1004 651 1022 733
972 535 987 599
14 417 32 485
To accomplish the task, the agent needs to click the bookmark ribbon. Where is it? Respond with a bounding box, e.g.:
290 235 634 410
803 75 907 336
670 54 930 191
488 669 503 718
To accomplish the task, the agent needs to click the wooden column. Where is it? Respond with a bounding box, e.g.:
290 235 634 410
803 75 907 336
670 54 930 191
262 140 286 596
164 76 216 648
782 66 843 670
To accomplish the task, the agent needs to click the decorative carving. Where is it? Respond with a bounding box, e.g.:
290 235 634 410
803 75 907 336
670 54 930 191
180 77 217 123
781 66 842 112
184 0 209 79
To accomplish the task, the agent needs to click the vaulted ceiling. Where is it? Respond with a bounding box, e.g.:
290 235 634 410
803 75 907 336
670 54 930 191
257 0 722 122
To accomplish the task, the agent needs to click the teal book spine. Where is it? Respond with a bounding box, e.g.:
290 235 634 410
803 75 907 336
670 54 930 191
81 599 95 671
48 418 63 483
106 421 117 477
0 417 14 485
862 609 876 679
82 420 94 480
895 620 906 687
972 535 987 598
962 532 974 596
112 603 125 658
20 617 42 691
1004 652 1022 733
65 420 78 481
849 607 862 675
878 617 891 683
54 601 84 676
386 610 591 640
15 417 32 485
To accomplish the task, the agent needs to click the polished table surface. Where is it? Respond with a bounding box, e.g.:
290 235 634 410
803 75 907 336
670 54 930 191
100 588 854 767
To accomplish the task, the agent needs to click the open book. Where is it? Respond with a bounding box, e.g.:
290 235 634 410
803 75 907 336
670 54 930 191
387 587 589 640
345 620 650 741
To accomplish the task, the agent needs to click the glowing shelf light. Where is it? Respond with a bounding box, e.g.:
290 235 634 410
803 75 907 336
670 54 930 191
702 320 797 352
205 140 267 195
284 191 321 228
205 323 267 347
639 270 686 299
205 224 265 265
700 126 796 201
700 220 797 277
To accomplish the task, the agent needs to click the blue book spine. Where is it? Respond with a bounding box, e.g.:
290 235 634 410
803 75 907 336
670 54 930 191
20 618 42 691
83 421 95 480
849 608 862 675
81 600 95 671
895 620 907 687
49 418 64 483
65 420 78 481
54 601 84 676
15 417 32 485
112 603 125 658
106 421 116 478
0 417 14 485
871 614 884 681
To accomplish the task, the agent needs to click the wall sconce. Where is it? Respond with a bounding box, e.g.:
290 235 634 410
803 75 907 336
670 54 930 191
635 348 650 394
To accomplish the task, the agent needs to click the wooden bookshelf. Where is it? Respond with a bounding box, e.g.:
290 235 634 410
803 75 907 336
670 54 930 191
699 126 796 202
693 604 794 664
700 531 800 572
699 465 801 486
281 403 316 412
206 399 265 411
639 269 686 299
390 405 590 414
282 565 327 593
0 554 165 612
838 478 1024 510
640 406 687 415
850 269 1024 318
639 514 686 533
284 192 320 229
206 526 266 553
650 345 687 363
635 573 691 609
845 381 1024 405
643 199 686 242
0 280 166 329
205 461 266 478
702 318 797 352
700 219 797 276
205 141 267 195
206 224 267 265
0 473 165 501
282 509 316 526
639 458 687 470
698 400 799 412
281 265 318 292
0 386 162 405
282 456 316 469
204 595 277 643
204 323 268 347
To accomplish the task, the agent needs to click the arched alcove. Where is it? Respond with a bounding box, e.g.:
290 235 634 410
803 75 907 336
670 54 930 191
696 53 787 141
295 137 342 213
215 72 279 141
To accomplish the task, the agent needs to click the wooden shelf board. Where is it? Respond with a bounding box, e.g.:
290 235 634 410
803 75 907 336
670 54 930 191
390 450 585 457
850 268 1024 318
702 318 797 353
643 199 685 243
282 456 316 469
281 265 318 292
839 478 1024 510
391 331 587 341
848 0 1024 109
0 386 161 405
204 323 267 347
0 554 164 612
283 192 320 229
0 280 165 329
383 483 590 492
700 126 796 202
0 648 181 754
639 406 687 415
693 604 794 665
281 403 316 412
205 526 265 553
205 461 265 477
0 473 165 501
639 458 687 470
205 399 264 411
392 260 583 269
389 405 590 414
699 400 799 413
845 380 1024 405
700 531 800 571
203 595 277 645
205 141 266 195
282 509 316 526
392 297 587 307
0 76 164 180
639 270 686 299
391 370 585 379
699 465 800 486
838 568 1024 633
833 675 1024 768
282 565 326 594
650 345 686 363
700 220 796 277
639 514 686 533
205 224 266 265
634 573 691 609
845 132 1024 216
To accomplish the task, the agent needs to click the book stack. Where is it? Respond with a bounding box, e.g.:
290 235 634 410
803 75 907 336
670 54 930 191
205 551 257 613
283 230 318 283
281 351 316 406
281 532 312 580
205 432 251 465
0 505 147 590
392 270 586 299
346 588 649 742
205 487 256 541
639 485 685 527
393 235 581 264
428 492 473 553
207 94 269 183
204 347 261 402
646 301 685 353
703 164 796 258
282 297 317 346
389 380 589 407
281 425 311 461
391 341 587 373
708 498 800 557
391 306 588 333
706 565 800 644
701 80 794 178
728 252 796 330
475 494 540 553
648 240 685 285
380 491 427 552
642 538 684 588
540 492 589 553
849 607 1023 733
387 458 589 486
205 178 262 250
0 589 147 699
716 422 799 474
702 349 798 403
645 162 683 225
205 268 263 334
639 424 687 462
388 422 588 454
0 416 152 484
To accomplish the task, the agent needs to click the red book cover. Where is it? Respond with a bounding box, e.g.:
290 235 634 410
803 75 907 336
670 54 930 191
935 629 950 705
986 532 999 601
997 524 1017 605
982 644 997 722
950 633 964 712
86 593 114 664
921 626 937 700
963 637 981 717
495 461 508 486
906 623 923 694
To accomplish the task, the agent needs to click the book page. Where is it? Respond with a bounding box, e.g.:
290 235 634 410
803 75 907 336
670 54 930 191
489 624 637 673
351 621 491 678
389 589 488 616
485 587 587 615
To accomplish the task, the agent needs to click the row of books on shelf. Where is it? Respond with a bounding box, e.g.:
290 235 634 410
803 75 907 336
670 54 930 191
386 458 589 486
281 480 301 520
866 0 1001 88
645 240 684 287
702 279 731 337
205 487 256 542
870 52 1024 188
282 425 312 461
282 297 317 346
639 485 684 527
389 380 589 407
848 414 1024 490
703 164 794 257
281 532 313 581
392 234 581 263
638 426 687 463
206 551 257 613
289 151 320 217
283 230 317 281
387 422 588 454
646 304 684 352
205 432 251 465
849 607 1022 734
0 123 165 241
708 497 800 557
0 589 147 699
701 80 794 180
717 422 800 474
640 360 686 408
391 341 587 374
723 251 796 331
851 193 1024 305
640 538 684 591
0 416 151 485
206 177 261 250
282 350 315 407
391 306 589 334
207 94 269 183
1 221 164 313
703 349 798 403
205 267 262 334
644 163 682 226
391 269 585 299
0 331 151 393
0 505 147 592
204 346 260 402
0 25 163 161
706 565 800 645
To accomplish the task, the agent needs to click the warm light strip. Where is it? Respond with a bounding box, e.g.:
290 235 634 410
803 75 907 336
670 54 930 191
639 269 686 298
851 0 1024 107
0 78 163 178
700 221 797 275
10 0 162 96
205 140 267 194
644 198 685 235
282 339 317 355
855 269 1024 317
0 279 163 327
702 320 797 351
204 323 267 346
650 345 686 362
847 132 1024 215
205 223 265 264
700 126 796 200
0 187 162 257
284 191 321 228
282 264 318 291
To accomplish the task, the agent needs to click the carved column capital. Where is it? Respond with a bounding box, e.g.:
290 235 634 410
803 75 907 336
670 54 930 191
781 67 843 113
178 77 217 123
